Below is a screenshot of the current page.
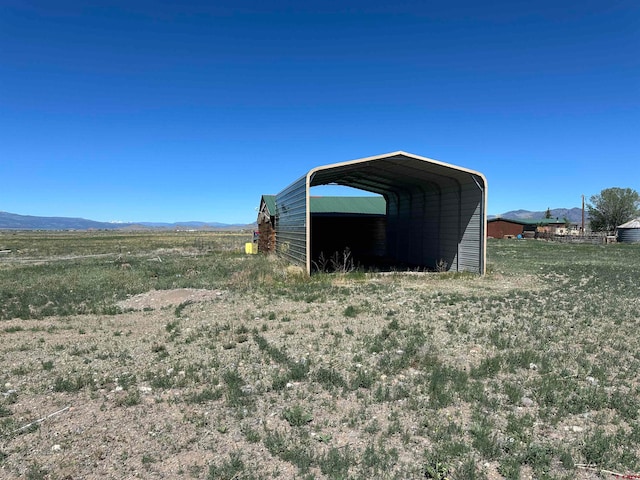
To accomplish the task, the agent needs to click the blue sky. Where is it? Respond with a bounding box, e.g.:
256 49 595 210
1 0 638 224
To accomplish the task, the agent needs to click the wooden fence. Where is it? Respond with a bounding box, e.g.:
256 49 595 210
535 232 610 244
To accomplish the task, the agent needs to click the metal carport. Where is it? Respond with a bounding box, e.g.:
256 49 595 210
274 151 487 274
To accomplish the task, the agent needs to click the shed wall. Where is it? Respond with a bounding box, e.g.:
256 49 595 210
487 220 525 239
275 175 307 266
258 221 276 253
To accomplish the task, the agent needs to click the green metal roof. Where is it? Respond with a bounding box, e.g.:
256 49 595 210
261 195 385 216
309 196 386 215
489 217 568 225
261 195 277 216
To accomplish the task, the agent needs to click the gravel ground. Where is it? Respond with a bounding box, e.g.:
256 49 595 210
0 274 619 479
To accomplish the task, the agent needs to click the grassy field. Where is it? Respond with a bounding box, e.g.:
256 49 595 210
1 231 639 479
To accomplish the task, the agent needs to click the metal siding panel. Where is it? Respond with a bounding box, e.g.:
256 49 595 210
392 188 443 268
408 191 424 265
385 196 399 259
395 192 412 263
420 189 441 268
618 228 640 243
275 175 307 267
413 189 440 268
458 182 483 273
438 187 461 271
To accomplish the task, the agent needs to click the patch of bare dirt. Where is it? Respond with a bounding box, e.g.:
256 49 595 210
116 288 224 310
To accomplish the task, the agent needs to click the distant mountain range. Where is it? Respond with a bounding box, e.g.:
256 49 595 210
0 208 585 231
492 207 586 224
0 211 255 231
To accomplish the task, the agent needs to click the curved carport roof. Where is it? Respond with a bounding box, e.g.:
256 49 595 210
275 151 487 274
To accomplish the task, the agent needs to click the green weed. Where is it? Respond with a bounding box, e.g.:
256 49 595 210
343 305 359 317
115 389 141 407
314 366 347 391
318 446 354 478
282 405 313 427
52 373 95 392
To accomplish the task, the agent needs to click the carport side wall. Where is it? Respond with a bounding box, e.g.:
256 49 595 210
385 177 485 273
457 179 485 273
438 177 485 273
275 175 308 268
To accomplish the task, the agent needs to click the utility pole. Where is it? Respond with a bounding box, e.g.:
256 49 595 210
581 194 585 235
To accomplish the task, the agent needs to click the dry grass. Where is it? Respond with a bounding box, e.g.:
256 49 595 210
1 232 640 479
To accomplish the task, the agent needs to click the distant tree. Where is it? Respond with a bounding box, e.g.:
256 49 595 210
587 187 640 232
545 208 552 219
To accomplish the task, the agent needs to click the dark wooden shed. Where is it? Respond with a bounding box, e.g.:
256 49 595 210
257 195 277 254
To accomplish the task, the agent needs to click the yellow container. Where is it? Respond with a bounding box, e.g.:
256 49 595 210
245 242 257 254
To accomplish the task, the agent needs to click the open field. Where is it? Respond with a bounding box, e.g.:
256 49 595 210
1 231 640 479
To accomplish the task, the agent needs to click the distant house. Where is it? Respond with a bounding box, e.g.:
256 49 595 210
487 217 571 239
487 218 526 239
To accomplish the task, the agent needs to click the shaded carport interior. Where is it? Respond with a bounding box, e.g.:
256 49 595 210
310 196 387 268
276 151 487 274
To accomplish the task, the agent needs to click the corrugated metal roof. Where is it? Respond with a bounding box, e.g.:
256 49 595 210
307 151 485 196
618 218 640 229
309 196 385 215
488 217 568 226
261 195 276 216
260 195 384 216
